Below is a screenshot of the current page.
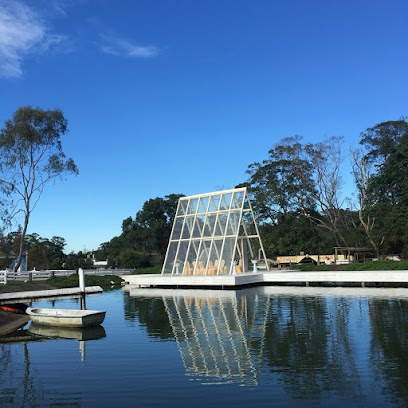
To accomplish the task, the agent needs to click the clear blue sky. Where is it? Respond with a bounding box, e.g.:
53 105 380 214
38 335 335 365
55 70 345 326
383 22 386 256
1 0 407 253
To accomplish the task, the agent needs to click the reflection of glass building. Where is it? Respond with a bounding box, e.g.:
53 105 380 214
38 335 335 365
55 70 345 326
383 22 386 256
161 290 270 385
162 188 268 276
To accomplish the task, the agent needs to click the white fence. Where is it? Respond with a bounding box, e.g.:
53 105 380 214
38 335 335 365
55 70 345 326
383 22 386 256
0 268 133 284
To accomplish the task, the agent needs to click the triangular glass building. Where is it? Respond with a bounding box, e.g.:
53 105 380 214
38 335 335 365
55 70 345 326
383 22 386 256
162 187 268 275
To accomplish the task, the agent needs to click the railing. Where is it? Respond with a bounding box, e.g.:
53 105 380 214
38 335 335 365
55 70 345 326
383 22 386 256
0 270 7 285
0 268 133 284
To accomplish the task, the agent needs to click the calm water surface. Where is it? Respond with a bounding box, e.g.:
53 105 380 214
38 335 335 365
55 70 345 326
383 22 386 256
1 285 408 407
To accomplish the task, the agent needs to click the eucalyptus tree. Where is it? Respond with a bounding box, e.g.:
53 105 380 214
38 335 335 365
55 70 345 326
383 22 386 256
243 135 353 248
0 106 78 271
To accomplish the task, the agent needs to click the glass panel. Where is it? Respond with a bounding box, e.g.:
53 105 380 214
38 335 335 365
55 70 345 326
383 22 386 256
212 194 221 211
242 210 257 235
177 199 189 216
187 198 198 214
197 196 209 214
248 237 261 260
185 240 199 275
193 215 205 238
203 214 216 237
231 190 244 209
238 223 247 237
242 192 251 210
181 215 195 239
219 193 232 210
220 237 236 275
162 241 179 274
215 212 228 236
207 196 218 212
176 241 190 275
226 210 240 235
196 240 211 275
208 239 224 275
171 217 184 240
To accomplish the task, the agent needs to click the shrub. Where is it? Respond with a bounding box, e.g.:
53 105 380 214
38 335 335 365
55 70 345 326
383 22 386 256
131 265 162 275
46 274 124 289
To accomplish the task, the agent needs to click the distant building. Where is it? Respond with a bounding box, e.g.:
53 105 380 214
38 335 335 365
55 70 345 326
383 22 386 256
93 260 108 268
276 247 375 267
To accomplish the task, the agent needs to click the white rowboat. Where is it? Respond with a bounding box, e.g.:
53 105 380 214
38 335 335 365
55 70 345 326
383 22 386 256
26 307 106 328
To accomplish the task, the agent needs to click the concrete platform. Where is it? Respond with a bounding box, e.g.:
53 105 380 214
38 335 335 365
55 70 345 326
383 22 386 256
121 270 408 289
124 284 408 299
0 286 103 304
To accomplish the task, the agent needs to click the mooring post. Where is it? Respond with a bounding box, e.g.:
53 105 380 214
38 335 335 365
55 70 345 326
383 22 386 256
79 268 85 293
78 268 86 310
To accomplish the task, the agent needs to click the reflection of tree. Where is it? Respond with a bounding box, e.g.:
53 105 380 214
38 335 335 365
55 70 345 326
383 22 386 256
0 344 46 407
368 299 408 406
125 286 408 404
123 292 173 340
254 294 365 401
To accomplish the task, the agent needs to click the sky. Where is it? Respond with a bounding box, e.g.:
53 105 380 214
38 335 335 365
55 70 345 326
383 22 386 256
0 0 407 253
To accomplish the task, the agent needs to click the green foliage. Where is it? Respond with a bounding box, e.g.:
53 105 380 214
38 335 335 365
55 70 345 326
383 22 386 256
341 260 408 271
259 212 336 258
118 249 150 269
241 136 315 223
0 232 67 270
242 135 361 249
96 194 184 267
131 265 162 275
358 119 408 256
46 274 124 288
0 106 78 271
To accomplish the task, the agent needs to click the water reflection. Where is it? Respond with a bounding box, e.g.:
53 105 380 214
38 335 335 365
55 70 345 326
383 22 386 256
0 323 106 362
369 298 408 406
125 286 408 404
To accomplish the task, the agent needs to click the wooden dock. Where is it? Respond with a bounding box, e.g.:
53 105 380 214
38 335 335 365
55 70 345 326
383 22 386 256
121 270 408 289
0 286 103 304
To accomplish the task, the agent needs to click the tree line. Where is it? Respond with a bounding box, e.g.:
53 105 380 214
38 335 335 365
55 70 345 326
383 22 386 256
97 118 408 265
1 105 407 269
240 118 408 258
0 231 94 270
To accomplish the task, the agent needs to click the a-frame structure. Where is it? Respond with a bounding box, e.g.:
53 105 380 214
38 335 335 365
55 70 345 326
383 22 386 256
162 187 268 276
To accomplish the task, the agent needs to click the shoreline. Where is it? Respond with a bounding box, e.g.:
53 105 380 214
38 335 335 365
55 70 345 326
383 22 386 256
0 283 55 335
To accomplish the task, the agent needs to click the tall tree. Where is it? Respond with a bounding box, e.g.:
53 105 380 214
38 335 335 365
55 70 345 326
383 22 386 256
355 119 408 257
360 119 408 207
0 106 78 271
243 135 353 247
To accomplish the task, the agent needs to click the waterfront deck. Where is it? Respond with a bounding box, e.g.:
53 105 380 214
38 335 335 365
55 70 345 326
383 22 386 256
0 286 103 304
121 270 408 289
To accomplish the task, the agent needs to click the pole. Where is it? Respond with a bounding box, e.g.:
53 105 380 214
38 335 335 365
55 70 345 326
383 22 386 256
79 268 85 293
78 268 86 310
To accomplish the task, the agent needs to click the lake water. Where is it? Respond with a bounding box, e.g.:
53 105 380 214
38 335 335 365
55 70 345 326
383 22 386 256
1 285 408 407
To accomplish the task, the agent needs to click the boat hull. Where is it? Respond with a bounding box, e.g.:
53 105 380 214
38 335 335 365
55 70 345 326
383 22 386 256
26 307 106 328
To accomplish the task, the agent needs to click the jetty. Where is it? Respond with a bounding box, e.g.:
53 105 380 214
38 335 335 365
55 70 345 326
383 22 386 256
0 286 103 304
122 270 408 289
